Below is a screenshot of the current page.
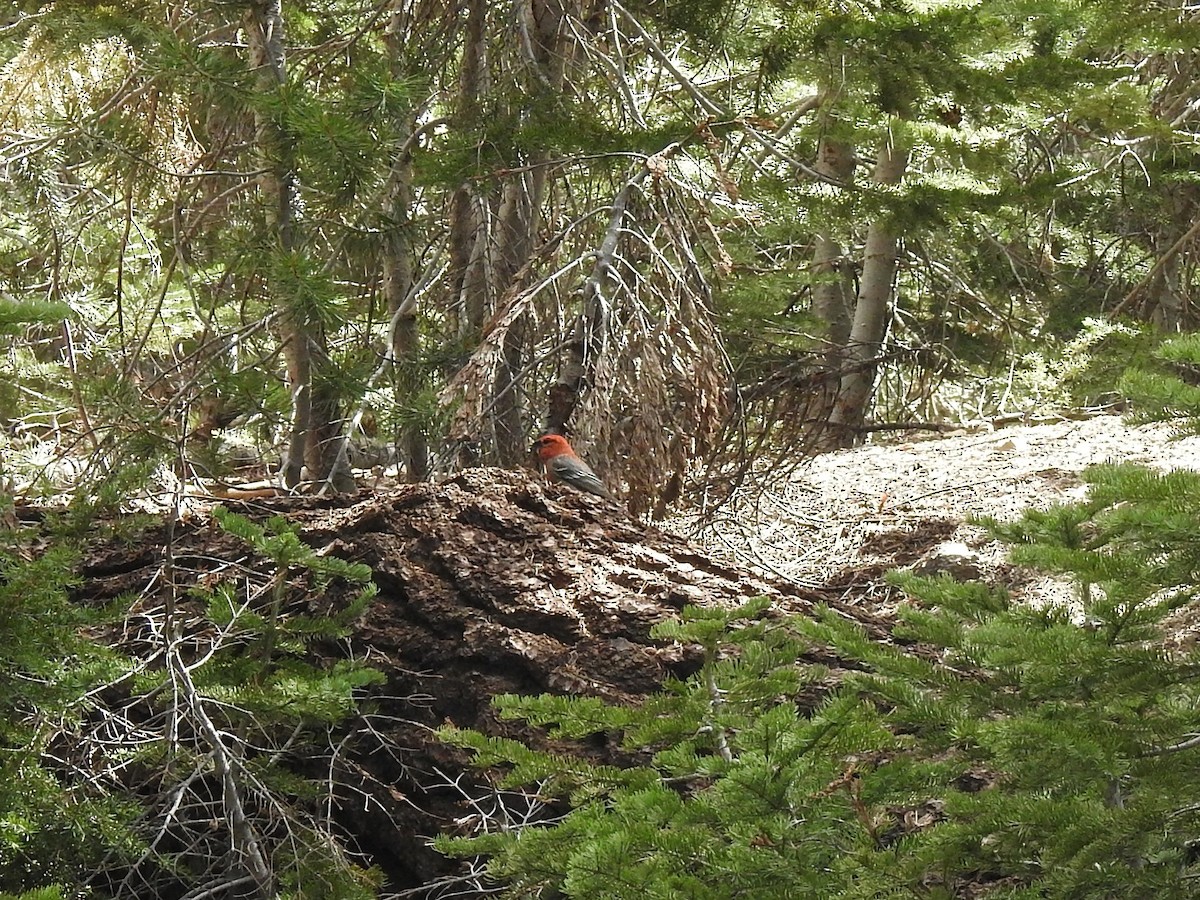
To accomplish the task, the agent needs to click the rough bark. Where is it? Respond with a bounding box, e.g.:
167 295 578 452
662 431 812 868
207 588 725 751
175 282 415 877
489 0 573 462
383 203 429 479
492 172 545 462
828 127 911 447
308 345 356 492
1146 185 1194 331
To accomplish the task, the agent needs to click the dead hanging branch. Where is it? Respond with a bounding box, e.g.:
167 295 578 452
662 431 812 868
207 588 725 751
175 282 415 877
565 147 735 517
695 344 930 521
437 233 566 444
438 140 735 516
547 146 681 432
1109 215 1200 320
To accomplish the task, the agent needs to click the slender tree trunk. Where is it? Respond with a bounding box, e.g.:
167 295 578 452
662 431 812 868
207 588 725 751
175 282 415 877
489 0 569 462
811 134 856 353
383 1 429 480
308 348 355 491
1150 187 1190 331
809 122 857 440
243 0 353 491
492 170 547 461
448 0 491 345
448 188 489 343
383 197 429 479
446 0 605 460
827 125 911 447
441 0 499 468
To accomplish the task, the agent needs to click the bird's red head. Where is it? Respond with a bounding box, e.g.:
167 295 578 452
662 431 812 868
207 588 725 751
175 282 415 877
532 433 574 464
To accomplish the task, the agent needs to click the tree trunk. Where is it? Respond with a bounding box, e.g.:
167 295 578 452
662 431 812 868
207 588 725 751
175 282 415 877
489 0 573 462
491 171 546 462
383 0 429 481
1149 186 1191 332
443 0 607 461
811 134 857 354
827 125 911 447
243 0 354 491
447 0 490 346
383 186 429 480
809 124 857 439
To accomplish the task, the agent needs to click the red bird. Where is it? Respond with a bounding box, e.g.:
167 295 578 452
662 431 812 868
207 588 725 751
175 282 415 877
532 434 611 498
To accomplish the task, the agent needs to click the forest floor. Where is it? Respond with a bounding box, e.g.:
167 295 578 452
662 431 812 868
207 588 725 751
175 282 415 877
48 411 1200 896
680 412 1200 631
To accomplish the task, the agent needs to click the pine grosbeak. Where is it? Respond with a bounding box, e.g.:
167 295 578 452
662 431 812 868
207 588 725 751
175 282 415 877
532 434 611 498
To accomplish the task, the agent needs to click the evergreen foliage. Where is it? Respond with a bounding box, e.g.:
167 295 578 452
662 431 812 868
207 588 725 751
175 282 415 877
0 538 133 893
439 599 906 899
439 476 1200 897
1120 333 1200 430
1008 317 1148 414
0 501 383 897
3 0 1191 495
106 505 386 897
208 504 378 670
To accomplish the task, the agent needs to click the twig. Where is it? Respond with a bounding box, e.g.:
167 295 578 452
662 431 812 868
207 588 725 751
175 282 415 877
854 422 955 435
1143 732 1200 757
1109 214 1200 318
61 319 100 451
171 649 275 894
